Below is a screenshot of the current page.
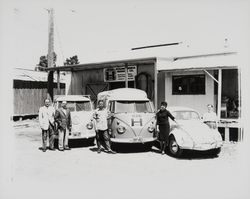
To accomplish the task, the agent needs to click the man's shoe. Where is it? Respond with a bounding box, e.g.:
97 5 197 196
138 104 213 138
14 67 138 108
161 151 165 155
49 148 55 151
42 148 46 152
108 150 116 154
97 149 101 153
58 149 64 151
64 147 71 150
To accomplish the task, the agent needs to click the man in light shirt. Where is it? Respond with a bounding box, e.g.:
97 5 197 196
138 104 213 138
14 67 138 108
38 99 55 152
93 100 116 154
203 104 219 129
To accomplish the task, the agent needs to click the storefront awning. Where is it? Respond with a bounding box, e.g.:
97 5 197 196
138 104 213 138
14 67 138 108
156 52 239 71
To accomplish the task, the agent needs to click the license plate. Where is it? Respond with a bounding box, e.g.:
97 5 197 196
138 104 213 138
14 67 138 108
132 137 143 142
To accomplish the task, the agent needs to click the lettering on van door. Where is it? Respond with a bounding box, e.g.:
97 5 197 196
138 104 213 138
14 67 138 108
131 118 142 126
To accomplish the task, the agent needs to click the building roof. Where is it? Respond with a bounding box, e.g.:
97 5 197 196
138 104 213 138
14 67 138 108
45 51 240 72
156 52 239 71
13 68 67 82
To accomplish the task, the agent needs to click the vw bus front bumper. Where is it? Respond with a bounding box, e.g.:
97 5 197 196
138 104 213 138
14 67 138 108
110 137 157 143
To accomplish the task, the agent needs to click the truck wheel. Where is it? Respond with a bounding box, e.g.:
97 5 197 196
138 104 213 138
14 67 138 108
169 137 183 157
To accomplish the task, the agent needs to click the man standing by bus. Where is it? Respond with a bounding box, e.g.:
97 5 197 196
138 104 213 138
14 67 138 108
55 100 72 151
39 99 55 152
93 100 116 154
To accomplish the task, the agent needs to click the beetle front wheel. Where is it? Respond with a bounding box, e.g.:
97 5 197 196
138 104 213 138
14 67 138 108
169 137 183 157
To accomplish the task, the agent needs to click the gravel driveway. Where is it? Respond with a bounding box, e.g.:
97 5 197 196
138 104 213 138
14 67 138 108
1 119 250 199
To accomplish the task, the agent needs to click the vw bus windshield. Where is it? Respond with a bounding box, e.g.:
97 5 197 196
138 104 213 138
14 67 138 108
75 101 91 111
172 111 200 120
58 101 91 112
115 101 153 113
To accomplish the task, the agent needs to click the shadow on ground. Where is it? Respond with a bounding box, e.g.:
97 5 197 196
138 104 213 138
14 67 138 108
53 138 95 149
110 143 153 153
152 141 219 160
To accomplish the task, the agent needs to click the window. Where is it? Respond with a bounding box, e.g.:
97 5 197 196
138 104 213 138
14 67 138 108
58 101 91 112
172 75 205 95
58 102 75 111
115 101 153 113
75 101 91 111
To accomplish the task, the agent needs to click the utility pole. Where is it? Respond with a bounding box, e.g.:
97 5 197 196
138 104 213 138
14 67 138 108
47 8 55 101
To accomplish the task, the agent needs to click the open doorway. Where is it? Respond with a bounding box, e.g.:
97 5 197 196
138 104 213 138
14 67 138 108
221 69 240 119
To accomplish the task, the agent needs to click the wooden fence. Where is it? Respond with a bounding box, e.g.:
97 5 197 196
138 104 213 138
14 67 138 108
13 80 65 116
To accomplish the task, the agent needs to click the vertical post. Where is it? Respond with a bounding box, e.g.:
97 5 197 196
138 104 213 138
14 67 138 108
47 8 54 101
47 71 54 101
154 60 158 111
48 8 54 69
57 70 61 95
125 64 128 88
217 69 222 119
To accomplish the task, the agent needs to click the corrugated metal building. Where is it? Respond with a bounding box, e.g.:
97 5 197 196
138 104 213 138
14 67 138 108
13 68 66 120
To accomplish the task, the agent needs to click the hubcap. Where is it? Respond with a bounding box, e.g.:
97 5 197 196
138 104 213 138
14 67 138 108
171 140 178 153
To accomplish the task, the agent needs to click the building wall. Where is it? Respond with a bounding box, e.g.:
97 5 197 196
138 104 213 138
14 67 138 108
70 69 104 95
13 80 65 116
69 64 157 99
157 71 166 109
165 70 215 114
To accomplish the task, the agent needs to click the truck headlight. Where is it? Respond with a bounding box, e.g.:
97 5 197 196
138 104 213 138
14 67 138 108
86 122 93 130
117 126 126 134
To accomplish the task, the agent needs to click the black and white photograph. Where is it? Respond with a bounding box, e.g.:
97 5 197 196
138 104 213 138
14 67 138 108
1 0 250 198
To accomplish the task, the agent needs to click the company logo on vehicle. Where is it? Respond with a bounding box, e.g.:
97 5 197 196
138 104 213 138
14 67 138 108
131 118 142 126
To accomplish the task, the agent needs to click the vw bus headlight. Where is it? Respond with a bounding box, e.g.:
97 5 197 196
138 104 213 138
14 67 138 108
86 122 93 130
147 126 155 133
147 121 155 133
117 126 126 134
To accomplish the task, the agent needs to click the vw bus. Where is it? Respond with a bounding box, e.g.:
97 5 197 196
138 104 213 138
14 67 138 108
97 88 157 144
54 95 95 140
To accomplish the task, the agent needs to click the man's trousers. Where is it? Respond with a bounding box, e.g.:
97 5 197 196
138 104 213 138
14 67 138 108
42 125 55 150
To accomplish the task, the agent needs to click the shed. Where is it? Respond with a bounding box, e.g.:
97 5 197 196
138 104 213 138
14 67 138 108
13 68 66 120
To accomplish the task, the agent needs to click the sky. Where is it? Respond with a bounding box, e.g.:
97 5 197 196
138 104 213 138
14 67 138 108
0 0 250 69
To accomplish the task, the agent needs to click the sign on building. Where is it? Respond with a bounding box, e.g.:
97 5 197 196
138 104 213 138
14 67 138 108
104 66 137 82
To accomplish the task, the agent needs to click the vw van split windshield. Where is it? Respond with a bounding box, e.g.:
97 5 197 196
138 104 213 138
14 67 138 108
58 101 91 112
172 111 200 120
115 101 153 113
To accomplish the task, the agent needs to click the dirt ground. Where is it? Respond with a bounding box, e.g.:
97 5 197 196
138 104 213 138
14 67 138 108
1 118 250 199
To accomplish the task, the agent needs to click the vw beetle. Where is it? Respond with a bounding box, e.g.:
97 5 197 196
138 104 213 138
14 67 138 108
167 106 223 157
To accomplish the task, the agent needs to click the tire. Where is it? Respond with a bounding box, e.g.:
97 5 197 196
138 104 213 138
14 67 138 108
144 143 153 151
168 136 183 157
210 147 221 156
88 137 96 146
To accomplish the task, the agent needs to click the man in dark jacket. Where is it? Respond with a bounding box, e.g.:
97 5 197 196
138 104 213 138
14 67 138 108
55 100 72 151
